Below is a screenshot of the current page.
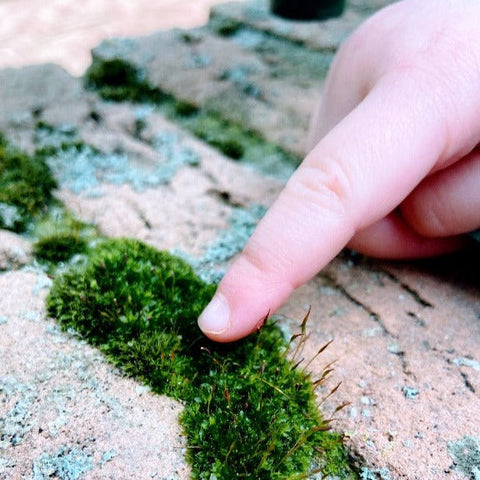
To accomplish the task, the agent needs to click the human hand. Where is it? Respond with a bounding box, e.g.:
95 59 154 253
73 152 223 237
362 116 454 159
198 0 480 342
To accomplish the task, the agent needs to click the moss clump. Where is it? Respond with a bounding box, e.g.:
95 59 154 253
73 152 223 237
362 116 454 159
175 100 200 117
0 135 57 232
32 207 97 268
33 234 88 263
47 238 356 479
85 58 167 103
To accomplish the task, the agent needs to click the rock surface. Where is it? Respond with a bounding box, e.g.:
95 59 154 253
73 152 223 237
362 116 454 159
0 271 189 480
1 1 479 480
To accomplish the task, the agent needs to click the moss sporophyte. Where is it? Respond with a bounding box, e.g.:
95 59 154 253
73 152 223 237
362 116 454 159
46 238 357 479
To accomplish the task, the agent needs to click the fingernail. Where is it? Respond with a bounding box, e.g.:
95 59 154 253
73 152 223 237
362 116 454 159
198 293 231 335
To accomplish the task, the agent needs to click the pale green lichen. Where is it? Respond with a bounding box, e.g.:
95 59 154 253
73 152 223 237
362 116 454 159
453 357 480 372
176 204 266 284
30 446 93 480
360 467 393 480
448 436 480 480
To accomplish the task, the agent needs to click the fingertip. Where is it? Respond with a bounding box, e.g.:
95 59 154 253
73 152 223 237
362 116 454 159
197 287 272 343
197 292 231 338
197 253 294 343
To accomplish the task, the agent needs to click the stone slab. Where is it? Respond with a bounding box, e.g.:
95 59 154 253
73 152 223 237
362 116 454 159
91 26 329 156
0 270 190 480
0 2 479 480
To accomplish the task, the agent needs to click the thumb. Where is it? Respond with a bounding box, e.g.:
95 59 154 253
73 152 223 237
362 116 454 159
198 73 476 342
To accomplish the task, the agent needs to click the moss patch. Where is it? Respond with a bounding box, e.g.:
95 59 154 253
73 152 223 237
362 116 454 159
84 57 299 178
33 234 88 264
47 238 357 479
0 134 57 232
85 58 167 103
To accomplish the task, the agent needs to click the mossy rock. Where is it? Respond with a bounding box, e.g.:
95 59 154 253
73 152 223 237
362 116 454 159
0 134 57 232
47 238 357 479
83 57 300 176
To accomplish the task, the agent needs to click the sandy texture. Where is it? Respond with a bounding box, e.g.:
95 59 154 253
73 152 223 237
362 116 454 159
0 270 189 480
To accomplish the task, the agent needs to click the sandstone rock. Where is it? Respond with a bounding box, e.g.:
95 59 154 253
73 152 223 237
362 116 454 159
0 1 479 479
0 271 189 479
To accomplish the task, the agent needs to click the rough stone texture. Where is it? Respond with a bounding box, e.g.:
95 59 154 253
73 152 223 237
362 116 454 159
0 1 479 480
208 0 389 51
91 28 326 157
56 105 281 257
0 271 190 480
0 231 31 271
277 253 480 480
0 64 94 152
91 0 399 157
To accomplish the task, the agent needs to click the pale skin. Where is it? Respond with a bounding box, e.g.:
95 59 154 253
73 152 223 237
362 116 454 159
198 0 480 342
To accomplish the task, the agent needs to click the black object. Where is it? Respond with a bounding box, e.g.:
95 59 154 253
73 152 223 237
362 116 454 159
270 0 345 20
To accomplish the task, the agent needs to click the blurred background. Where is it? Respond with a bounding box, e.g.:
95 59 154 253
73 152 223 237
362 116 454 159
0 0 231 76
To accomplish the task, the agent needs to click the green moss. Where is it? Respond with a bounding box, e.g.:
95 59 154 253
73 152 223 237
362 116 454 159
175 100 200 117
0 134 57 232
177 110 299 176
210 17 243 37
84 57 300 178
31 207 97 269
191 115 244 159
33 234 88 263
85 58 167 103
47 238 357 479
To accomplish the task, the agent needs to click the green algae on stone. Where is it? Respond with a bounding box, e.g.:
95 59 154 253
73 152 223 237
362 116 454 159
47 238 357 479
176 110 299 178
0 134 57 233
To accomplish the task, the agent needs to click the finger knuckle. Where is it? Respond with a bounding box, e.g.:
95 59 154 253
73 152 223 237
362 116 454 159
287 158 353 222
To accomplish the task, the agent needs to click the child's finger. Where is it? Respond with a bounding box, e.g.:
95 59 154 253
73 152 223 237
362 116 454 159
197 70 469 341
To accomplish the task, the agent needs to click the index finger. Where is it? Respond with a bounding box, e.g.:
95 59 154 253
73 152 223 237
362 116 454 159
198 66 480 342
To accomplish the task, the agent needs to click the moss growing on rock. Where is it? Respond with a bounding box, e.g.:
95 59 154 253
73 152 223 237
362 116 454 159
47 238 357 479
84 57 300 178
31 206 98 268
85 58 167 103
0 134 57 232
33 234 88 264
